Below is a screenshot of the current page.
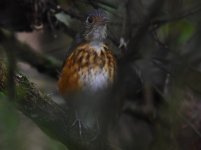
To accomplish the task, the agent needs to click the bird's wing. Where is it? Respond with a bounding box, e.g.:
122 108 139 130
58 42 90 95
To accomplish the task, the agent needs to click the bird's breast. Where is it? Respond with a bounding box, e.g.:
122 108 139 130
79 62 110 91
58 43 116 95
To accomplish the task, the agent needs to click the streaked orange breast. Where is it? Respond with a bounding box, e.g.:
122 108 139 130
58 42 116 95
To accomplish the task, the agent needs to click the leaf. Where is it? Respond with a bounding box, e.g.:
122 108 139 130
158 19 195 44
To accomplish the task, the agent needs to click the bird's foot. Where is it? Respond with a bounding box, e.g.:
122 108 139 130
71 119 84 136
71 112 86 136
71 112 100 141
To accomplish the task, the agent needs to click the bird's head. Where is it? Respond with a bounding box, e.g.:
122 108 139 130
83 10 109 42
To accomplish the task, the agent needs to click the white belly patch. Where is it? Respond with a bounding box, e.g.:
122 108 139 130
79 68 110 91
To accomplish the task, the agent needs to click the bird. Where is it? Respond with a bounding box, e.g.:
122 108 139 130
57 10 117 137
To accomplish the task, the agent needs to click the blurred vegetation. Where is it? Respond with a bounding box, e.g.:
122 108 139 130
0 0 201 150
0 92 67 150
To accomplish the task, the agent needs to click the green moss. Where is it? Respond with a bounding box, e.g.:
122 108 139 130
16 85 27 98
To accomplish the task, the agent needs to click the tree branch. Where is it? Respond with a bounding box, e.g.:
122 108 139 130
0 61 116 150
0 61 70 147
0 30 61 79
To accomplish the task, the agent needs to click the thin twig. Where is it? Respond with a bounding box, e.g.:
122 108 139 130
182 115 201 138
152 4 201 28
122 0 166 63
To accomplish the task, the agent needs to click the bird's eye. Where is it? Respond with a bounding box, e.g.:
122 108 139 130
86 16 94 24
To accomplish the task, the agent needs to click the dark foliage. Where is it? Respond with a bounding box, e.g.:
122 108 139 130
0 0 201 150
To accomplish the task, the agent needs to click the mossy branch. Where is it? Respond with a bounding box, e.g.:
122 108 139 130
0 61 116 150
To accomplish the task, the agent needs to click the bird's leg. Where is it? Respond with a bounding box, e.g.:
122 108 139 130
71 110 101 140
71 111 85 136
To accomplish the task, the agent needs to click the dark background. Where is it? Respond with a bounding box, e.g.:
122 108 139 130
0 0 201 150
